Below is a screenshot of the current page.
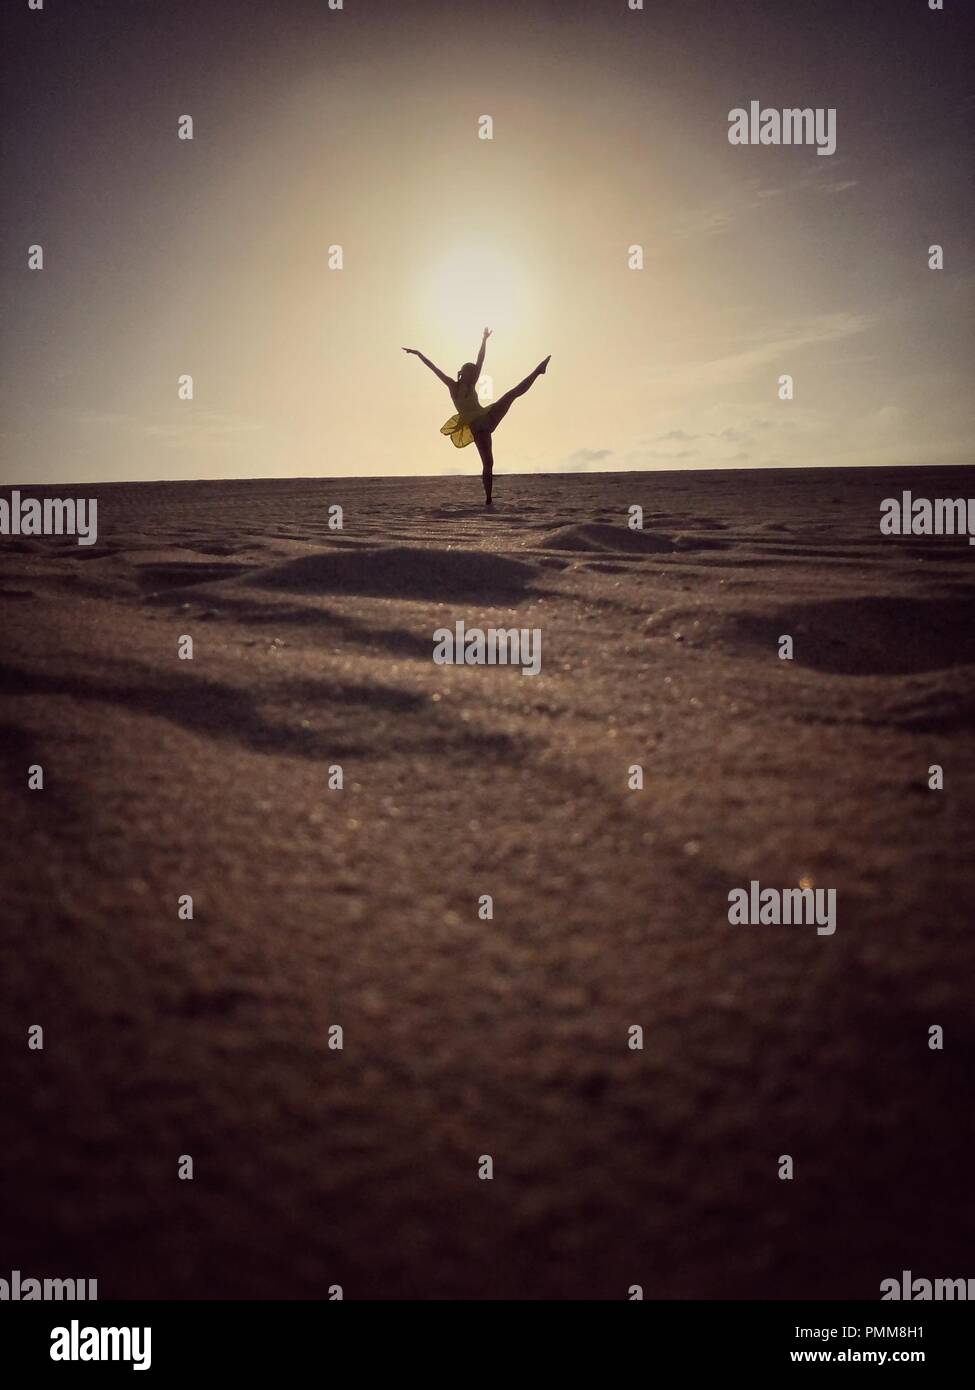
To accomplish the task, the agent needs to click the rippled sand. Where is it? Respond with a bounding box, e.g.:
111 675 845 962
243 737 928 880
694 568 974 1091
2 465 973 1298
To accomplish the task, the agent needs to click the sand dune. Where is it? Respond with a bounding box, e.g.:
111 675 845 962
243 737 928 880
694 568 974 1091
247 545 540 601
1 465 973 1299
540 521 731 553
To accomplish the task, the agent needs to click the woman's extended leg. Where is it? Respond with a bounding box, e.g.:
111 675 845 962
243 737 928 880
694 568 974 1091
485 355 550 432
473 430 494 505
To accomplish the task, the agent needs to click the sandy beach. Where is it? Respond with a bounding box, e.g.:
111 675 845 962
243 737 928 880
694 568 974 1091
2 464 973 1300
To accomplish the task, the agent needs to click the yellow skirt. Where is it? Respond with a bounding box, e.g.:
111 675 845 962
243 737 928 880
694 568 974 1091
440 412 487 448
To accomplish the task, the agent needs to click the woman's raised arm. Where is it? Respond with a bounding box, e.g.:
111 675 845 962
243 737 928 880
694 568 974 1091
474 327 491 381
403 347 453 388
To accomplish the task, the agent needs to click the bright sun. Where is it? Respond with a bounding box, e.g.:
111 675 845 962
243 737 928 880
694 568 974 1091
418 244 535 346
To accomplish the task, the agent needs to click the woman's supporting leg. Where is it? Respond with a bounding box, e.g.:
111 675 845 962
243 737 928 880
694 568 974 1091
486 356 551 432
474 430 494 505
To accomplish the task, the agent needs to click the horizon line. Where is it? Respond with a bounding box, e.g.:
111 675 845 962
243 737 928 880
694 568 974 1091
4 459 974 491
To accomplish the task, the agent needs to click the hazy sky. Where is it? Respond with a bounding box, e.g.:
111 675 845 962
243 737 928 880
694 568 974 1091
2 0 973 484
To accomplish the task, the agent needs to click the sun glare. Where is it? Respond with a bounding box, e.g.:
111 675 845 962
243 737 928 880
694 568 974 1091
418 244 535 344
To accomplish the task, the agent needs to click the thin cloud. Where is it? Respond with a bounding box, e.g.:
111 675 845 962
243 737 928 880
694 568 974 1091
644 311 871 391
561 447 614 472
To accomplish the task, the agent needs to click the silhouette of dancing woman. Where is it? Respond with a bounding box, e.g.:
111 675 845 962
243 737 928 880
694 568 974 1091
404 329 550 505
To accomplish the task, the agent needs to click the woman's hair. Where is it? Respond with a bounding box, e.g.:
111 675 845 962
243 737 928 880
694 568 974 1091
457 362 477 384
